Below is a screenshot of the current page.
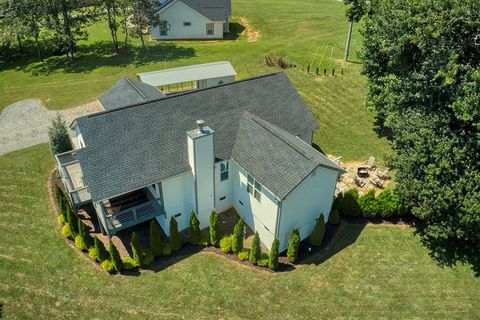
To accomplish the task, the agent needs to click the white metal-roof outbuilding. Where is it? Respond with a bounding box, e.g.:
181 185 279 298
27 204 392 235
137 61 237 87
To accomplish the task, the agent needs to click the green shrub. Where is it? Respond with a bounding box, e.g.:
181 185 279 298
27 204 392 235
58 214 66 225
74 235 88 251
359 189 379 218
257 259 269 268
149 220 164 257
200 231 210 246
143 249 154 265
376 189 402 218
109 241 122 273
122 257 139 270
209 211 220 247
61 223 73 239
189 210 201 245
231 219 244 254
66 207 78 237
219 235 232 253
237 250 249 261
249 232 261 264
93 236 108 262
49 114 73 155
101 259 116 273
130 232 144 266
309 213 325 246
88 247 99 261
287 229 300 263
268 238 280 270
334 189 362 217
328 209 340 224
169 217 182 252
163 243 172 256
78 219 93 248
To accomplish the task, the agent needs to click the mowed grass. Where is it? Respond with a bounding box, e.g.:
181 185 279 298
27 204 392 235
0 145 479 319
0 0 389 161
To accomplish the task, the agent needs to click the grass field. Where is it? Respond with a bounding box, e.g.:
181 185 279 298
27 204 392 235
0 0 390 161
0 144 479 319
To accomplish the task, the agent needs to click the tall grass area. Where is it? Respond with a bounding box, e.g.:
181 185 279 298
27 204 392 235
0 145 479 318
0 0 388 161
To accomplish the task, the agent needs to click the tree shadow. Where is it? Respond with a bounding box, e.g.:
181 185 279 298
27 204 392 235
3 41 196 76
417 229 480 277
223 22 246 40
297 220 366 266
372 115 394 140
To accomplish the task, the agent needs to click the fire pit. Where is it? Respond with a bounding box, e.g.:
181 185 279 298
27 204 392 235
357 166 369 178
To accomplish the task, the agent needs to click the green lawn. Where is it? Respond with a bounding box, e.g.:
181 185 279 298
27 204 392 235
0 145 479 319
0 0 390 161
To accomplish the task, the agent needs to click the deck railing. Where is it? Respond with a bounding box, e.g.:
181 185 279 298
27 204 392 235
106 199 164 232
70 187 91 206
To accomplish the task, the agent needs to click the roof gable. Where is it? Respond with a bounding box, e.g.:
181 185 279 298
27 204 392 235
159 0 231 21
76 72 319 202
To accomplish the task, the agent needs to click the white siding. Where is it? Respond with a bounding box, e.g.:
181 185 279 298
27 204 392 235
151 1 224 40
214 160 233 212
197 75 235 89
231 161 279 250
297 131 313 145
155 172 195 235
73 125 85 149
277 166 339 252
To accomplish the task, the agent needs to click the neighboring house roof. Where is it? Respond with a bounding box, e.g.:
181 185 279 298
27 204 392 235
159 0 231 21
98 77 166 111
232 112 346 199
137 61 236 87
75 72 320 202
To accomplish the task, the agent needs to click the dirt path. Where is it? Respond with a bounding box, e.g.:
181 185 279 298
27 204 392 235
240 17 261 42
0 99 102 156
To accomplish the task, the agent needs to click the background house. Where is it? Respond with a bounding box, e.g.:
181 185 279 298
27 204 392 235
58 72 345 252
151 0 231 40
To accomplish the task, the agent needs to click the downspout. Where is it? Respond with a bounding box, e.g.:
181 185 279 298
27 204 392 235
274 198 283 240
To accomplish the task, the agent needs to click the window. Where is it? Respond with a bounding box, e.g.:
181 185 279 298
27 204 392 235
206 23 214 35
247 174 262 202
183 21 191 26
220 162 229 181
159 21 168 36
219 196 226 201
174 213 181 218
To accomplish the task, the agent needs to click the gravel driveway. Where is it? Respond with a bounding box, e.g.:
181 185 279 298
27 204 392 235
0 99 102 156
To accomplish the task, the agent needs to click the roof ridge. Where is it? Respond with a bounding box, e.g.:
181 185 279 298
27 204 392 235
85 72 284 119
248 114 312 160
124 77 148 99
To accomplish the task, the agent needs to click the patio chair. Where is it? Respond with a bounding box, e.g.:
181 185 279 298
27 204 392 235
365 156 376 171
370 177 384 189
376 169 389 180
355 176 366 188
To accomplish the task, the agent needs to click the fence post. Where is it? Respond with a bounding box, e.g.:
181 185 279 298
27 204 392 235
324 69 327 76
332 69 335 76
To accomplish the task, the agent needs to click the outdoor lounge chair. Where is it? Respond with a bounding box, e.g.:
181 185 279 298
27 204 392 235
355 176 366 188
370 177 384 189
365 156 376 171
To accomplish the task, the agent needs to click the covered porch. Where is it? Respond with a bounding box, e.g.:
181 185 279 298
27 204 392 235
55 150 91 210
94 186 166 237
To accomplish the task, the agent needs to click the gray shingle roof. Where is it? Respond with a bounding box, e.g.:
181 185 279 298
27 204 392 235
98 77 165 111
75 72 319 202
232 112 346 199
161 0 231 21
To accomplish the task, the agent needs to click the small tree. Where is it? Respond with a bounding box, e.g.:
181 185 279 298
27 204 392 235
94 236 109 262
328 209 340 224
149 220 164 257
231 219 244 254
130 232 144 266
48 114 72 155
169 217 182 252
109 241 122 272
309 213 326 246
268 238 280 270
287 229 300 263
249 232 261 264
189 210 201 245
209 211 220 247
77 218 93 248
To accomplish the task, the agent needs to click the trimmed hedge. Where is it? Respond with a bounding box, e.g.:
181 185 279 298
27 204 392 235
189 210 201 245
335 188 403 219
287 229 300 263
249 232 261 264
309 213 325 246
231 219 244 254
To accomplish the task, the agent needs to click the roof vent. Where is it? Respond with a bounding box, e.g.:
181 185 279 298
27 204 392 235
196 119 205 133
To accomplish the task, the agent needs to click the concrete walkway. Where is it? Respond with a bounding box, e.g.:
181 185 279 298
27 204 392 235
0 99 102 156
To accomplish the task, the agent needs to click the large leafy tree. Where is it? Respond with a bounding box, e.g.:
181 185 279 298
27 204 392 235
361 0 480 248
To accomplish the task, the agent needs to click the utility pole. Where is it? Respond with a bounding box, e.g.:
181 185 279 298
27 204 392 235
343 21 353 61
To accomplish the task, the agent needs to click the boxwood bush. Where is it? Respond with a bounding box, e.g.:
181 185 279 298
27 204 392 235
257 259 269 267
101 260 115 273
61 223 73 239
237 250 249 261
220 235 233 253
122 257 139 270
